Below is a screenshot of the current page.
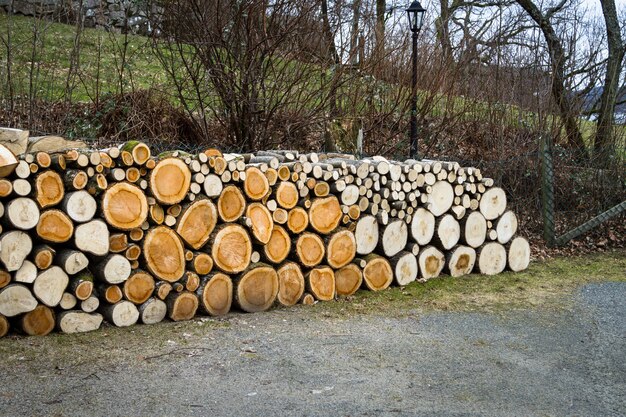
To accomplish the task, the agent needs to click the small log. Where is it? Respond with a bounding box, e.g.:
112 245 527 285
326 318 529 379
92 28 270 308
410 208 436 245
496 210 518 245
476 242 507 275
32 244 55 269
354 215 379 255
233 264 279 313
12 178 31 196
0 143 19 177
243 166 270 200
432 214 460 250
188 253 213 275
155 281 173 300
0 314 9 337
0 178 12 197
62 190 97 223
142 226 186 282
0 269 10 289
123 271 155 305
461 211 487 248
5 197 40 230
287 207 309 234
390 251 418 286
138 297 167 324
196 272 233 316
418 246 445 280
75 220 110 256
182 271 200 292
362 254 393 291
275 181 298 209
210 224 252 274
276 262 305 307
217 185 246 222
507 237 530 272
125 244 141 261
166 291 198 321
176 198 218 249
246 202 274 244
264 225 291 264
95 254 131 284
97 284 123 304
121 141 151 165
377 220 408 258
300 293 315 305
59 292 77 310
109 233 129 253
306 266 335 301
18 304 55 336
272 208 288 224
150 157 191 205
445 245 476 277
0 231 32 272
102 182 148 230
308 196 342 235
149 204 165 224
80 295 100 313
36 209 74 243
15 260 37 284
203 174 223 198
479 187 507 220
100 300 140 327
33 266 69 307
64 169 88 190
326 229 356 268
34 170 64 208
334 263 362 296
69 272 94 301
295 232 325 268
56 311 103 333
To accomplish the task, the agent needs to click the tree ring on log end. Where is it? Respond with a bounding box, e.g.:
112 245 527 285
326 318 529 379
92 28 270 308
211 224 252 273
236 265 278 312
149 157 191 205
143 226 186 282
102 182 148 230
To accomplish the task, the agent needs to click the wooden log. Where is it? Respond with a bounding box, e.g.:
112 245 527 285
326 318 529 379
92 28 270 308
390 251 418 286
34 170 64 208
0 269 9 289
306 266 335 301
461 211 487 248
196 272 233 316
354 215 379 255
362 254 393 291
62 190 97 223
275 262 305 307
287 207 309 234
479 187 507 220
102 182 148 230
0 284 38 317
86 174 108 196
165 291 198 321
203 174 223 198
334 263 362 296
123 271 155 305
99 283 123 304
377 220 408 258
80 295 100 313
234 264 279 312
182 271 200 292
427 181 454 216
18 304 55 336
15 260 37 284
31 244 55 269
445 245 476 277
69 272 94 301
56 311 103 334
57 250 89 275
0 129 28 155
121 141 151 165
0 231 32 272
59 292 78 310
109 233 128 253
326 229 356 269
33 266 69 307
308 196 342 234
476 242 507 275
149 204 165 224
75 220 110 256
176 198 217 249
100 300 140 327
432 214 460 250
211 224 252 274
264 225 291 264
95 254 131 284
150 157 191 205
244 166 270 200
143 226 186 282
12 178 30 196
410 208 436 246
217 185 246 222
275 181 298 209
0 178 12 197
507 237 530 272
0 314 8 337
138 297 167 324
64 169 88 190
0 143 19 177
295 232 325 267
418 246 445 280
245 202 274 244
272 208 288 224
36 209 74 243
496 210 518 245
155 281 172 300
188 253 213 275
300 293 315 305
5 197 40 230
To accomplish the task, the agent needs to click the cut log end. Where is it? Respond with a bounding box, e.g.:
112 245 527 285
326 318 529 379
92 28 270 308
235 265 278 313
102 182 148 230
166 291 199 321
335 264 362 296
418 246 445 280
307 266 335 301
296 233 325 267
150 157 192 205
264 225 291 264
143 226 186 282
326 229 356 269
20 305 56 336
276 262 305 306
198 273 233 316
507 237 530 272
362 255 393 291
211 224 252 274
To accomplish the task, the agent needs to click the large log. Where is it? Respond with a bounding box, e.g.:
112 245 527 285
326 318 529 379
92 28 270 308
479 187 507 220
143 226 186 282
445 245 476 277
306 266 335 301
326 229 356 269
166 291 198 321
36 209 74 243
275 181 298 209
234 264 278 312
496 211 518 245
1 231 32 271
56 311 103 334
461 211 487 248
62 190 97 223
244 167 270 200
264 225 291 264
308 196 342 234
362 254 393 291
123 271 155 305
507 237 530 272
377 220 408 258
286 207 308 234
57 249 89 275
150 157 191 205
0 128 28 155
276 262 305 306
0 143 19 177
5 197 40 230
100 300 140 327
354 215 378 256
33 266 69 307
390 251 418 286
246 202 274 244
211 224 252 274
138 297 167 324
95 254 131 284
427 181 454 216
75 220 110 256
476 242 507 275
217 185 246 222
418 246 445 280
34 170 64 208
0 284 38 316
15 260 37 284
334 263 362 296
295 232 325 267
176 198 218 249
18 304 55 336
102 182 148 230
432 214 460 250
410 208 435 245
196 272 233 316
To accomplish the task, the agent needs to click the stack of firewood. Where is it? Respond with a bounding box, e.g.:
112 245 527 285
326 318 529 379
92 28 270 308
0 141 530 337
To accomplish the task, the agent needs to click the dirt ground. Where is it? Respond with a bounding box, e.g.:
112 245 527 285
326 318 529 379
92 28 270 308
0 279 625 417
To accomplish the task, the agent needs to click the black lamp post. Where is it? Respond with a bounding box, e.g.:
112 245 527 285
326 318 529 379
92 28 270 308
406 1 426 159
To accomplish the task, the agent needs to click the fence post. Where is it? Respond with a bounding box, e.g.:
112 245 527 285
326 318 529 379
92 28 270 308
540 134 556 246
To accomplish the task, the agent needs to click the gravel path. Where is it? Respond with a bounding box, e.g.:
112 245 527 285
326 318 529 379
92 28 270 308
1 282 625 417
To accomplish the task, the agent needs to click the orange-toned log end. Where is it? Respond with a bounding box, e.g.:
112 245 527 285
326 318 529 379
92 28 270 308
276 262 305 307
264 225 291 264
0 314 8 338
190 253 213 275
35 171 64 208
363 255 393 291
309 196 342 234
244 167 270 200
306 266 335 301
295 233 325 268
123 271 155 305
287 207 309 234
326 229 356 269
150 157 191 205
197 273 233 316
0 270 10 289
335 264 363 296
109 233 128 253
235 265 278 313
128 142 151 165
36 210 74 243
176 199 217 249
211 224 252 274
276 181 298 209
217 185 246 222
33 247 54 270
0 179 12 197
19 304 55 336
143 226 186 282
102 182 148 230
246 202 274 244
166 291 199 321
300 293 315 305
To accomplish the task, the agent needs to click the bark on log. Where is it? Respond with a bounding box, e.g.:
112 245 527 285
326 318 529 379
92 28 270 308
102 182 148 230
69 272 94 301
334 263 362 296
143 226 186 282
121 141 151 165
176 198 217 249
196 273 233 316
57 249 89 275
276 262 305 306
234 264 278 313
362 254 393 291
19 304 55 336
56 311 103 333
